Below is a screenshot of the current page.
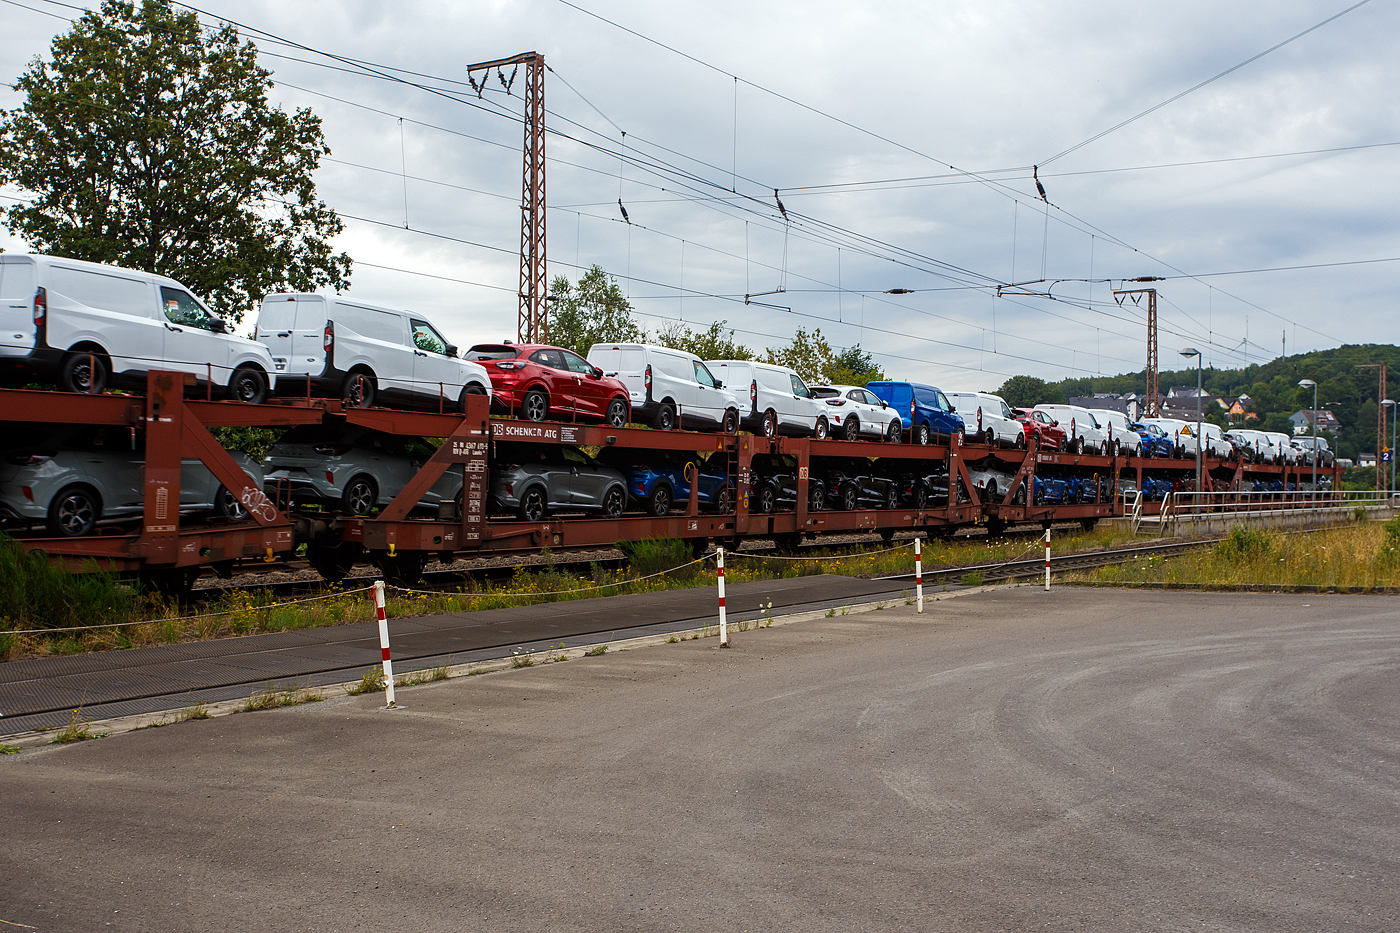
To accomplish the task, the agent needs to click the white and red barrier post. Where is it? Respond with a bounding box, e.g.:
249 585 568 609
717 547 729 647
374 580 398 708
1044 528 1051 591
915 536 924 613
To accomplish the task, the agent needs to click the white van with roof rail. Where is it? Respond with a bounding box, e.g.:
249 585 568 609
946 391 1022 448
0 253 276 401
586 343 740 433
706 359 827 438
253 294 490 411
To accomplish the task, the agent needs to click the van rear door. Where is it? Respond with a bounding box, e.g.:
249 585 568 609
0 258 36 353
256 296 298 374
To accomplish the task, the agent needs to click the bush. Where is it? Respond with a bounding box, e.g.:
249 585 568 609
1217 525 1274 560
0 533 136 644
615 537 698 579
1379 516 1400 562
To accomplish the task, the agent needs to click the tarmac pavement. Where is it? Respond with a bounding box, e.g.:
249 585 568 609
2 586 1397 932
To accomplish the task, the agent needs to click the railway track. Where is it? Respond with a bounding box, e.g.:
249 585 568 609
876 536 1222 586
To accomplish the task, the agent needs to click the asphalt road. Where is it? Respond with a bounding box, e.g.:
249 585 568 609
2 587 1397 932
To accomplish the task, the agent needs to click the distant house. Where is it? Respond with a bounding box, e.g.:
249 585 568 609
1068 394 1135 419
1220 395 1258 422
1359 452 1378 467
1290 409 1341 436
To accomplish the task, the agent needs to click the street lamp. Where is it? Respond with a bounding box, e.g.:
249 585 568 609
1181 348 1202 496
1299 379 1318 499
1384 398 1396 495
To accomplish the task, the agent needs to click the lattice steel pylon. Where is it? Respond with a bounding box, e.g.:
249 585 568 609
1113 283 1160 417
469 51 547 343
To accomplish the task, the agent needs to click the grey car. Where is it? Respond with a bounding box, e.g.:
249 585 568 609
262 425 462 516
0 423 262 537
489 443 627 521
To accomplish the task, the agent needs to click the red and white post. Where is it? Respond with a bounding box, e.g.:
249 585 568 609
915 536 924 613
717 546 729 647
374 580 398 708
1044 528 1051 591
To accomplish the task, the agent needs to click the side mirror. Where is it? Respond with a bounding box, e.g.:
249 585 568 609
880 400 888 408
593 366 604 378
446 345 459 358
714 379 724 389
209 317 229 334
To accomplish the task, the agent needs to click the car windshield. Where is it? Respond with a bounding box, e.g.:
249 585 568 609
468 345 519 361
809 387 839 399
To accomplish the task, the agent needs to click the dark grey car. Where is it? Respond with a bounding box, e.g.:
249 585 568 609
489 444 627 521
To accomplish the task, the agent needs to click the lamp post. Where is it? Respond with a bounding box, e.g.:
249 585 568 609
1299 379 1317 498
1181 348 1202 496
1384 398 1396 495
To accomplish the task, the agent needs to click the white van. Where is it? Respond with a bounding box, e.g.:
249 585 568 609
946 391 1022 448
707 359 826 438
1092 409 1143 457
1034 404 1108 455
586 343 740 433
254 294 490 411
1142 418 1200 459
0 254 276 401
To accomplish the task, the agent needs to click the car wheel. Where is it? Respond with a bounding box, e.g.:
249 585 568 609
985 480 998 502
762 409 778 438
458 383 488 413
1014 483 1027 505
844 415 859 440
757 484 777 514
214 485 250 520
956 424 966 446
602 486 625 518
841 483 858 511
916 423 931 446
653 402 677 431
1058 436 1067 452
1034 484 1046 505
647 483 672 517
340 475 378 516
605 397 628 427
522 388 549 422
914 485 929 509
228 366 267 404
722 408 740 435
809 481 824 512
712 484 734 514
517 486 547 522
1016 430 1027 450
1074 437 1084 455
47 484 101 537
815 417 829 440
341 371 376 409
884 484 899 510
60 351 107 395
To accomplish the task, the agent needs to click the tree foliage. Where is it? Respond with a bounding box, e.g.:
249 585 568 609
996 375 1063 408
825 344 885 386
548 266 644 356
0 0 351 322
656 319 753 361
763 327 837 385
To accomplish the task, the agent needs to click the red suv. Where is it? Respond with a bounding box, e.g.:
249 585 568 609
1011 407 1068 451
467 343 631 426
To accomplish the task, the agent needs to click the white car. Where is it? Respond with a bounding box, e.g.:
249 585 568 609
1092 408 1143 457
588 343 741 434
0 253 277 401
1229 429 1283 464
1141 418 1199 459
1265 431 1302 465
808 384 903 441
1198 422 1235 459
708 359 826 438
946 391 1024 448
255 294 490 411
1035 404 1108 455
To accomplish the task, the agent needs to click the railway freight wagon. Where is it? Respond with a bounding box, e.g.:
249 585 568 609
0 370 1341 594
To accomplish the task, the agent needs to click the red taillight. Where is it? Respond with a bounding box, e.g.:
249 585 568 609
644 364 652 392
325 470 334 484
22 486 33 502
33 286 46 327
323 321 334 350
494 359 525 371
750 380 757 404
977 406 983 428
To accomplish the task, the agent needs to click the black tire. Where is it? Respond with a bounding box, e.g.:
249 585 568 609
653 402 677 431
342 371 376 409
840 483 859 511
815 417 829 440
227 366 267 404
808 481 824 512
1058 436 1067 452
602 486 625 518
605 397 628 427
517 486 547 522
844 415 859 440
956 424 966 446
916 423 931 446
1014 483 1027 505
522 388 549 422
722 408 740 435
1074 437 1084 455
59 351 107 395
1016 430 1027 450
914 485 930 509
47 484 100 537
458 383 488 413
985 480 998 503
884 484 899 510
214 485 250 521
712 484 734 514
886 420 902 443
340 475 378 516
756 484 777 514
647 483 673 517
761 409 778 438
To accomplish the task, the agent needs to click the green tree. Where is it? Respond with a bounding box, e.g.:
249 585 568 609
548 266 644 356
764 327 835 385
656 320 753 361
996 375 1062 407
826 344 885 386
0 0 351 322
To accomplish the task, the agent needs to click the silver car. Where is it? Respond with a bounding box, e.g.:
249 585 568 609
809 384 903 441
0 423 262 537
262 425 462 516
489 443 627 521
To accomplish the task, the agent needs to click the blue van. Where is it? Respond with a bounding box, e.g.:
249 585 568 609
865 381 965 445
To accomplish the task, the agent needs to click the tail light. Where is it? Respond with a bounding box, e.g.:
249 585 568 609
750 380 757 406
494 360 525 371
314 444 351 456
22 486 34 501
323 321 334 350
325 471 334 483
825 399 844 407
976 406 983 429
7 453 52 466
33 286 46 327
644 364 653 395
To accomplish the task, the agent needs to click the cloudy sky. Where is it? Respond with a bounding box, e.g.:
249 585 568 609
2 0 1397 390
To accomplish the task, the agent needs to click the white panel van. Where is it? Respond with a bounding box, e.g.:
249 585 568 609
0 254 276 401
254 294 490 411
946 391 1022 448
587 343 740 433
706 359 827 438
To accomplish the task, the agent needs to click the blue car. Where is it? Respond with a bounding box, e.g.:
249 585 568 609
600 450 733 516
865 381 965 446
1130 421 1174 459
